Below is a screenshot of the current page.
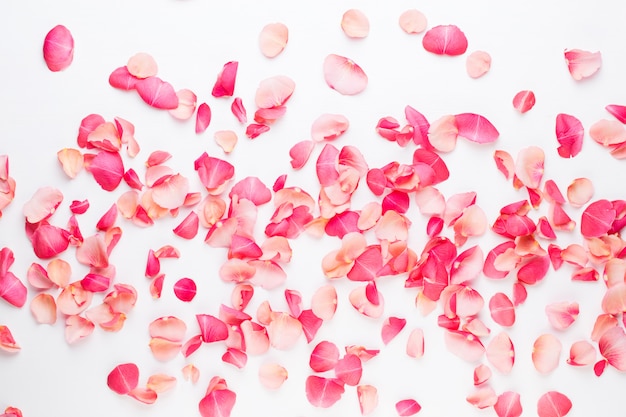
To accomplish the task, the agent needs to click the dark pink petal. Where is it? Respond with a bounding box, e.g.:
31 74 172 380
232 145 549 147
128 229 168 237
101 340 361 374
564 49 601 80
323 54 368 95
444 330 485 362
305 376 345 408
382 191 410 214
517 255 550 285
381 317 406 345
357 384 378 415
197 314 228 343
299 309 323 343
581 199 615 238
486 332 515 373
136 77 179 110
341 9 369 38
212 61 238 98
87 151 124 191
599 326 626 371
606 104 626 123
533 334 562 373
412 149 449 184
589 119 626 146
347 246 383 281
0 325 20 353
107 363 139 395
555 114 584 158
494 391 522 417
422 24 468 56
195 153 235 191
229 177 271 206
0 271 27 308
173 278 197 302
109 66 139 91
310 340 340 372
537 391 572 417
489 293 516 327
173 211 199 239
43 25 74 71
194 102 212 134
455 113 499 144
80 273 110 293
31 224 70 259
289 140 315 169
199 388 236 417
396 399 421 416
512 90 536 113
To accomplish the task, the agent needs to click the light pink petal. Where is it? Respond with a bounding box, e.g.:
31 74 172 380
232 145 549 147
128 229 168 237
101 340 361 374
212 61 238 98
311 284 337 320
546 301 579 330
169 89 197 120
258 363 288 389
76 234 108 268
229 177 271 207
173 277 196 302
64 315 94 344
43 25 74 71
399 9 427 34
323 54 368 96
214 130 237 153
259 23 288 58
581 199 615 238
305 375 345 408
602 283 626 315
357 385 378 415
347 246 383 281
467 387 497 409
310 340 340 372
564 49 601 80
221 348 247 369
466 51 491 78
219 258 256 283
136 76 179 110
589 119 626 147
537 391 572 417
349 284 384 318
31 225 70 259
248 259 286 289
414 186 445 217
606 104 626 123
128 388 158 404
515 146 544 189
289 140 315 170
567 177 594 208
152 173 190 209
127 52 157 79
406 328 425 359
512 90 536 113
494 391 522 417
396 399 422 416
199 388 236 417
381 316 406 345
29 293 56 324
341 9 369 38
27 262 54 290
311 113 350 142
493 149 515 180
449 246 484 285
23 186 63 224
255 75 295 109
107 363 139 395
422 24 468 56
533 333 562 373
267 312 302 350
489 293 516 327
555 113 584 158
599 326 626 371
150 316 187 342
444 330 485 362
486 332 514 373
427 115 458 152
87 150 124 191
567 340 596 366
455 113 499 144
195 102 212 134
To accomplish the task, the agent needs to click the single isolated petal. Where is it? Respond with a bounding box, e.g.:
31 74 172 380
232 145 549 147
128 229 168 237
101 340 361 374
323 54 368 95
537 391 572 417
259 23 288 58
489 293 516 327
88 151 124 191
30 293 57 324
0 325 20 352
214 130 237 153
136 76 179 110
564 49 601 81
212 61 238 98
606 104 626 123
23 186 63 224
422 25 468 56
258 363 288 389
395 399 422 416
494 391 522 417
305 376 345 408
310 340 340 372
399 9 427 34
341 9 370 39
567 340 596 366
406 328 425 359
455 113 499 144
555 114 584 158
515 146 544 189
567 178 593 208
357 384 378 415
512 90 536 113
486 332 515 373
149 316 187 342
444 330 485 362
43 25 74 71
107 363 139 395
196 103 212 134
545 301 579 330
533 333 562 374
173 278 197 302
466 51 491 78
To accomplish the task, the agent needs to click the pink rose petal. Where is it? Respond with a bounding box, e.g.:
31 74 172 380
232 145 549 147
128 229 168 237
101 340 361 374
199 387 236 417
107 363 139 395
398 10 427 34
212 61 238 98
341 9 370 39
455 113 499 144
533 333 562 374
43 25 74 71
305 375 345 408
564 49 601 80
0 325 20 353
422 25 468 56
494 391 522 417
537 391 572 417
466 51 491 78
512 90 536 113
323 54 368 95
258 363 288 389
555 113 584 158
259 23 288 58
136 76 179 110
395 399 422 416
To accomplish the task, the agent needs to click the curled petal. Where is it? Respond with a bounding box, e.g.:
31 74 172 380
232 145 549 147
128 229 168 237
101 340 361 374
357 384 378 415
567 340 596 366
149 316 187 342
606 104 626 123
406 328 425 359
467 387 497 409
259 23 288 58
289 140 315 169
323 54 368 95
564 49 601 80
555 114 584 158
212 61 238 98
43 25 74 71
444 330 485 362
57 148 83 178
65 315 94 344
466 51 491 78
381 316 406 345
422 24 468 56
486 332 515 373
310 340 340 372
169 89 197 120
0 325 20 353
341 9 369 38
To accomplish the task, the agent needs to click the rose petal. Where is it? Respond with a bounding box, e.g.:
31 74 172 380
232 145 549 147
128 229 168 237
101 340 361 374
564 49 601 80
107 363 139 395
323 54 368 95
259 23 288 58
399 9 427 34
466 51 491 78
43 25 74 71
212 61 238 98
341 9 370 39
136 76 179 110
555 113 584 158
422 24 468 56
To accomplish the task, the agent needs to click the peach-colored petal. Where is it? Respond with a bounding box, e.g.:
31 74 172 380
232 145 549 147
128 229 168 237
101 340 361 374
564 48 601 80
406 328 425 359
533 333 562 373
474 364 492 385
428 115 458 152
341 9 369 39
23 186 63 224
311 284 337 320
602 282 626 315
566 177 593 208
212 61 238 98
323 54 368 95
515 146 544 189
567 340 596 366
214 130 238 153
76 234 108 268
195 102 212 134
259 23 288 58
357 384 378 415
486 332 515 373
0 325 20 353
43 25 74 71
422 24 468 56
311 113 350 142
466 51 491 78
57 148 83 178
335 353 362 386
467 387 497 409
149 316 186 342
151 173 190 210
56 281 93 316
267 312 302 350
398 9 427 34
64 315 94 344
512 90 536 114
349 284 384 318
240 320 270 355
150 337 183 361
589 119 626 147
258 363 288 389
30 293 57 324
169 89 197 120
255 75 295 109
147 373 177 394
127 52 158 79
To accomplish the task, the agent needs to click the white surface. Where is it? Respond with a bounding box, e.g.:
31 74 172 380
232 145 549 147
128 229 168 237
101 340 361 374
0 0 625 416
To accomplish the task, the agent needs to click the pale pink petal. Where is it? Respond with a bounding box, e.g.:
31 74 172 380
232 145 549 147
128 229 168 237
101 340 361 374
127 52 158 79
444 330 485 362
449 246 484 285
489 293 516 327
258 363 288 389
473 364 492 385
347 246 383 281
589 119 626 146
555 113 584 158
76 234 108 268
399 9 427 34
537 391 572 417
406 328 425 359
512 90 536 113
466 51 491 78
150 316 187 342
567 340 596 366
152 174 190 210
43 25 74 71
546 301 579 330
31 225 70 259
357 385 378 415
311 113 350 142
219 258 256 283
195 102 212 134
248 259 286 289
214 130 237 153
255 75 295 108
467 387 497 409
169 89 197 120
515 146 544 189
564 49 601 80
212 61 238 97
602 283 626 315
494 391 522 417
87 150 124 191
107 363 139 395
455 113 499 144
305 375 345 408
23 186 63 224
136 76 179 110
229 177 271 207
395 399 421 416
349 284 384 318
289 140 315 170
341 9 369 38
381 316 406 345
581 199 615 238
533 333 562 373
103 284 137 314
150 337 183 361
199 388 236 417
599 326 626 371
427 115 458 152
323 54 368 95
64 315 94 344
422 24 468 56
259 23 288 58
128 387 158 404
173 277 196 302
486 332 515 373
267 312 302 350
311 284 337 320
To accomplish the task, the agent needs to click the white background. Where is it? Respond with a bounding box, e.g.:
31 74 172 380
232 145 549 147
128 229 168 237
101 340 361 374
1 0 625 416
